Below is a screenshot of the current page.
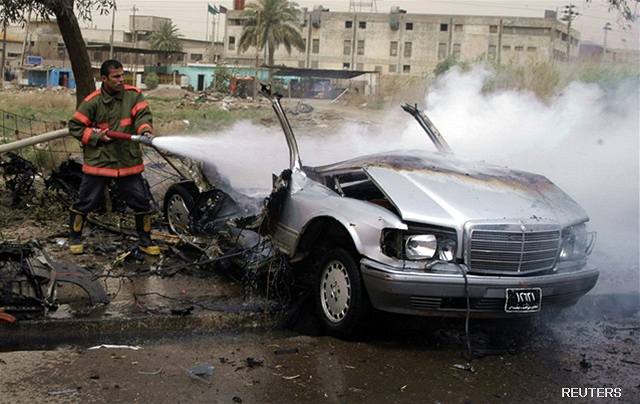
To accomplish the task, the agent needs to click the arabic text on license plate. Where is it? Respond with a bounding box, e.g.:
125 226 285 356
505 288 542 313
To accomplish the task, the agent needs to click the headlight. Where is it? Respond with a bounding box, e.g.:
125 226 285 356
381 227 458 262
559 223 596 261
405 235 437 260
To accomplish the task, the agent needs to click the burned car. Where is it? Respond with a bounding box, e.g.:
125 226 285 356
165 87 599 336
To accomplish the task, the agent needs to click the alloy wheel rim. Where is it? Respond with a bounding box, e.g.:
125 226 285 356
167 194 190 234
320 259 352 323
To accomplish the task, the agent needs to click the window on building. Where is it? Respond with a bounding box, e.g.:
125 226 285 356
176 54 184 62
515 46 524 51
343 62 351 69
561 32 567 41
345 20 353 28
527 46 537 52
488 45 497 60
406 22 413 30
453 43 461 58
228 36 236 51
303 38 306 51
502 45 511 51
356 63 363 70
359 21 367 29
403 65 411 73
357 40 365 55
454 24 463 32
312 38 320 54
404 42 412 58
489 25 498 33
437 42 448 60
390 41 398 56
389 64 396 73
298 60 305 67
343 39 351 56
311 60 319 68
374 65 383 72
440 23 448 32
190 53 203 62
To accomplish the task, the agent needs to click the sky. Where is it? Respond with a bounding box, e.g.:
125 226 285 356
88 0 640 50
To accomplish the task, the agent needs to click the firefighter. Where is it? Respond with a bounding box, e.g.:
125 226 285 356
67 59 160 256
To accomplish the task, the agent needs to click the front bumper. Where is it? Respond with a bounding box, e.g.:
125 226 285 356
361 258 599 318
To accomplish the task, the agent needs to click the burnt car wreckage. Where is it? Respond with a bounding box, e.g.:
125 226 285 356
0 87 598 335
162 86 599 336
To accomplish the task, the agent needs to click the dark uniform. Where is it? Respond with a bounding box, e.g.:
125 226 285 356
67 85 159 255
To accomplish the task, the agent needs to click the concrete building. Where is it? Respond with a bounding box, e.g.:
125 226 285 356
223 7 581 76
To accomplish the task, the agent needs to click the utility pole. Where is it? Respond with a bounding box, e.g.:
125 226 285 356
109 1 117 59
131 4 139 85
1 19 7 89
254 10 260 98
560 4 579 61
602 22 612 62
20 8 31 67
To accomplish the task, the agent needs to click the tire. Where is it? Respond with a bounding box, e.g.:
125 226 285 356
163 183 197 235
314 247 369 337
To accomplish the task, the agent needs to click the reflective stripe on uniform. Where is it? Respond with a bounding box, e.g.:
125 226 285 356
136 123 152 134
120 117 133 127
72 111 92 126
83 90 101 102
131 101 149 117
81 127 93 145
82 163 144 177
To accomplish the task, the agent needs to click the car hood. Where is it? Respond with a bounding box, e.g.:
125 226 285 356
313 150 588 228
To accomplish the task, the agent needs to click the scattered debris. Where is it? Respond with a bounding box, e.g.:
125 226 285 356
0 241 108 317
170 306 194 316
282 374 300 380
138 368 163 375
621 359 640 366
47 388 78 396
88 345 142 351
274 347 299 355
246 357 264 368
232 397 243 403
0 152 36 207
186 363 215 384
452 363 476 373
579 354 592 370
400 385 408 392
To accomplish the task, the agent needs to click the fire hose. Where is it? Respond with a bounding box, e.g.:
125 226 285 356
105 130 188 180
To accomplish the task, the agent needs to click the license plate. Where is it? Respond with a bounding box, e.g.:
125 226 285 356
505 288 542 313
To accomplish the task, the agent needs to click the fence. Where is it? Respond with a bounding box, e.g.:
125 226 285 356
0 109 76 172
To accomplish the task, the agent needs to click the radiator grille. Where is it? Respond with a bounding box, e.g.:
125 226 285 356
468 226 561 275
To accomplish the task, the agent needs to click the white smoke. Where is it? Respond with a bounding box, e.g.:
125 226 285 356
416 66 639 294
154 66 639 294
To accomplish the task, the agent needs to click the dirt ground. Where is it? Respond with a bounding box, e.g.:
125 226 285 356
1 309 638 404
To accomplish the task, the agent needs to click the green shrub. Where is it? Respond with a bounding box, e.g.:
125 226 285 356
144 72 159 90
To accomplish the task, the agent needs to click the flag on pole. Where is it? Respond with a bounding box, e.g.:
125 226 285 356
208 4 219 14
219 5 228 14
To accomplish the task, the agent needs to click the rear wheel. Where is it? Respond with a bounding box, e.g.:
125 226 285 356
163 184 197 235
314 247 368 337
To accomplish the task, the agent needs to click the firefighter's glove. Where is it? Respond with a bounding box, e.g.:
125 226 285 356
95 128 112 143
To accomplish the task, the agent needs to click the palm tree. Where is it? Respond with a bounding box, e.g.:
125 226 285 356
149 21 183 63
238 0 305 68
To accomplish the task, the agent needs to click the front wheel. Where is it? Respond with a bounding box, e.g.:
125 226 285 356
163 183 197 235
314 247 369 337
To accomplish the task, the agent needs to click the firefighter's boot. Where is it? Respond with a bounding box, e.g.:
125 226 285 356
135 212 160 256
68 209 85 254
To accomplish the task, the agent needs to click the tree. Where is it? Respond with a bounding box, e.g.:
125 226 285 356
238 0 305 68
0 0 114 106
149 20 182 63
